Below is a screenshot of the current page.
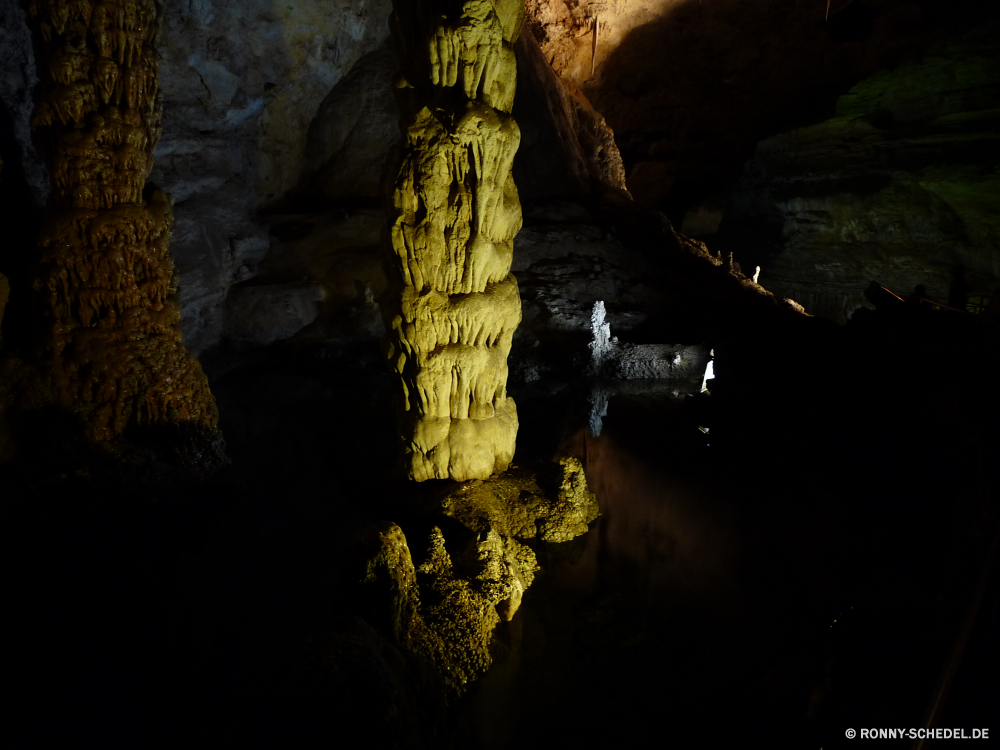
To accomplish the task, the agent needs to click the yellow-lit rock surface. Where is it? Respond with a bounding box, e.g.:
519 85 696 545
383 0 526 481
355 458 599 696
25 0 217 443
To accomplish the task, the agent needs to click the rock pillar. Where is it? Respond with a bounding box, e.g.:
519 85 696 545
383 0 525 482
25 0 218 442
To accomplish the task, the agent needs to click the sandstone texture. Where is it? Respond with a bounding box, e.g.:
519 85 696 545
303 37 399 201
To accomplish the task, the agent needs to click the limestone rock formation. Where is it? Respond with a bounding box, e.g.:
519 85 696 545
715 22 1000 322
438 457 600 545
304 38 401 202
0 269 8 347
383 0 527 481
25 0 218 444
354 458 599 697
148 0 393 352
0 0 49 207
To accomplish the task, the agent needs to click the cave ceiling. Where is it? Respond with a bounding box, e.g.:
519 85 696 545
527 0 994 211
2 0 998 347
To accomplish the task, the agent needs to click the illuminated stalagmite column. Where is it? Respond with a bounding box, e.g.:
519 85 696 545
26 0 217 442
384 0 525 482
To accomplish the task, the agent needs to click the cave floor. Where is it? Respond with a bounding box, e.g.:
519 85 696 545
7 320 999 749
449 372 998 749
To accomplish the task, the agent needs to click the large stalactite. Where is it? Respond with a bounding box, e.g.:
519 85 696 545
383 0 525 482
24 0 218 445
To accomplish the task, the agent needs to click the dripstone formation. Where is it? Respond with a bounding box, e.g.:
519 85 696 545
383 0 526 481
25 0 217 444
355 458 599 697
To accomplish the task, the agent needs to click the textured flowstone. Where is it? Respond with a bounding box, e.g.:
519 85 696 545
383 0 526 482
23 0 218 444
355 458 599 697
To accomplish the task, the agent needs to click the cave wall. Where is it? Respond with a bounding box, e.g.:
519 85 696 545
3 0 995 358
710 20 1000 322
149 0 393 353
1 0 396 355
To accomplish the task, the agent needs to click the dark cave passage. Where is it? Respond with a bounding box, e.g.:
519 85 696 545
453 353 999 749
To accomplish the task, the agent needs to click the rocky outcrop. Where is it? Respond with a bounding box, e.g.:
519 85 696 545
149 0 393 352
512 29 627 202
587 301 710 383
24 0 218 444
712 21 1000 322
514 216 659 336
524 0 992 213
382 0 527 482
1 0 397 355
354 458 599 697
220 208 387 350
5 0 992 358
0 0 48 207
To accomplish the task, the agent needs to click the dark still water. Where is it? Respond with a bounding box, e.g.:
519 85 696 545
451 387 994 750
9 349 994 749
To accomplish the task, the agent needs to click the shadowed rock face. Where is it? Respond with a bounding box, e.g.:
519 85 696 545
381 0 527 482
303 37 401 202
150 0 394 353
525 0 995 214
352 458 599 698
22 0 218 443
709 22 1000 322
0 269 8 359
5 0 991 360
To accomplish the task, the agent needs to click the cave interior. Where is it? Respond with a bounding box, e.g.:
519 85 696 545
1 0 998 747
